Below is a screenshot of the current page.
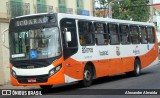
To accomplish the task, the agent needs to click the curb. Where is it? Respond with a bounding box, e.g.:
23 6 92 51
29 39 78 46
0 85 40 89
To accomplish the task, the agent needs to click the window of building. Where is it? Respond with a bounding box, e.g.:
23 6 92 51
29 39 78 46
77 0 84 15
94 22 108 45
58 0 66 13
23 3 30 15
147 27 155 43
139 26 148 44
108 23 119 45
130 26 139 44
10 0 23 18
37 0 47 13
119 24 130 44
78 21 94 45
77 0 84 9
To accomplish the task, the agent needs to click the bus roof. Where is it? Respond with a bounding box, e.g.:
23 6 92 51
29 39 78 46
57 13 154 26
14 13 154 26
14 13 53 19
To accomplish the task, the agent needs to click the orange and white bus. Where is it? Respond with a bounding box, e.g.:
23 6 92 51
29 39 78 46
9 13 159 89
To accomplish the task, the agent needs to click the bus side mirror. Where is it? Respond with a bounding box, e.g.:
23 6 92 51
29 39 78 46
65 31 71 42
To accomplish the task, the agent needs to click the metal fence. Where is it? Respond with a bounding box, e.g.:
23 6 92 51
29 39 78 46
4 1 94 19
34 4 53 13
6 1 30 18
56 7 73 14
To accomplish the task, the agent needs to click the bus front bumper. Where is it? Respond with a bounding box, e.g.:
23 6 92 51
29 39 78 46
10 69 65 86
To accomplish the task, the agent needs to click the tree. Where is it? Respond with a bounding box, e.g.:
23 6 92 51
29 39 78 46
158 41 160 46
112 0 150 22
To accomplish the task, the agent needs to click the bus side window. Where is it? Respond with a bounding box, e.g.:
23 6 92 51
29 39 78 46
60 18 78 59
130 26 139 44
78 21 94 45
139 26 148 44
67 28 77 47
108 23 119 45
147 27 155 43
60 19 77 48
119 24 130 44
94 22 108 45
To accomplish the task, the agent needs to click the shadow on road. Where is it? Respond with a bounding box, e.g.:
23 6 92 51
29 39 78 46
30 71 153 95
93 71 153 85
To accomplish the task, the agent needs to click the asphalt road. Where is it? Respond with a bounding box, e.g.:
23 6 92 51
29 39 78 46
1 63 160 98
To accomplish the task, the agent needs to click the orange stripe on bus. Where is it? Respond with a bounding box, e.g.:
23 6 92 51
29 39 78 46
63 43 158 80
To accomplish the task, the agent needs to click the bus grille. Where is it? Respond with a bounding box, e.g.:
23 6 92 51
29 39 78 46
10 57 59 69
12 61 51 69
17 75 48 83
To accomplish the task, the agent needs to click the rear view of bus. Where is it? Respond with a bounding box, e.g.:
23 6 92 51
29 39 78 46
9 13 64 89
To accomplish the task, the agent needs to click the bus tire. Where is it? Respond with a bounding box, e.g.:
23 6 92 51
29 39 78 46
126 59 141 77
40 85 52 90
79 65 93 87
133 59 141 76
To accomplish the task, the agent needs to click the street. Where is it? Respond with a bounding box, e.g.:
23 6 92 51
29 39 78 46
1 63 160 98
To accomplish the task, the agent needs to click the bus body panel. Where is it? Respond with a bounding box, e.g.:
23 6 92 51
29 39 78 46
10 41 158 86
9 13 159 86
63 42 158 81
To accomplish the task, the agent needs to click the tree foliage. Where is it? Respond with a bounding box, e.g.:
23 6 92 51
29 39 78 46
158 42 160 46
96 0 150 22
112 0 150 22
97 0 112 8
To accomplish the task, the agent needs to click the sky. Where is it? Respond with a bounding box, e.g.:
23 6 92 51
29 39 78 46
153 0 160 4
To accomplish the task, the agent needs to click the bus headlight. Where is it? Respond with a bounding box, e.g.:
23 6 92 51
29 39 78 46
11 69 17 78
49 64 62 77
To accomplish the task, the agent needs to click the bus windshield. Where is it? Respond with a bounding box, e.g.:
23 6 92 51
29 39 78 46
11 27 61 60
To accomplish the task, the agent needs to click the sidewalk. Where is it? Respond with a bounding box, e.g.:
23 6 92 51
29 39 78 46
0 84 40 89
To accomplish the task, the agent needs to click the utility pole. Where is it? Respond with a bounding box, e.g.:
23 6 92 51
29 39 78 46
149 0 153 23
93 0 96 16
108 2 112 18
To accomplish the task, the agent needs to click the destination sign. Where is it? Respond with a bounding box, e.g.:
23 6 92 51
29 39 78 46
15 16 56 27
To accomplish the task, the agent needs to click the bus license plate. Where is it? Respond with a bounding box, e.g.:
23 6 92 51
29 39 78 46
28 79 37 83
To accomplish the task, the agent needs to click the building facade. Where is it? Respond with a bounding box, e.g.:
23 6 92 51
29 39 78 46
0 0 93 85
150 0 160 42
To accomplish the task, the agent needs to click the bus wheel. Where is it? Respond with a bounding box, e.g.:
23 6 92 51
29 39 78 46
133 59 141 76
40 85 52 90
126 59 141 77
79 65 93 87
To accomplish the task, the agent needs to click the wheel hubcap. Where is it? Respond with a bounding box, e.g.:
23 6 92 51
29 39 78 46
136 64 140 74
84 70 91 81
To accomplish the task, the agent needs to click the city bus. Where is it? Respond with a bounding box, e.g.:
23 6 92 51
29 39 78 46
9 13 159 89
